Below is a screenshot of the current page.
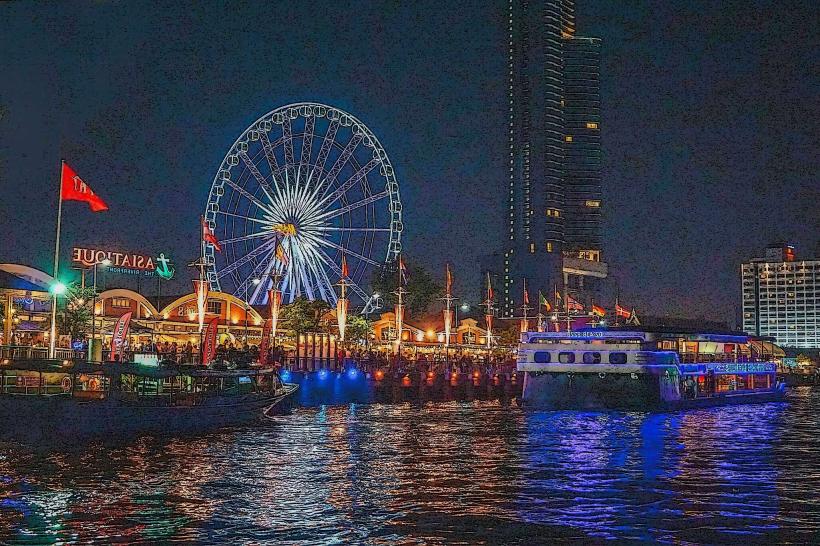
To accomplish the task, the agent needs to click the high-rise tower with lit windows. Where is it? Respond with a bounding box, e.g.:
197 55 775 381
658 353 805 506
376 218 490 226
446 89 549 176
500 0 606 317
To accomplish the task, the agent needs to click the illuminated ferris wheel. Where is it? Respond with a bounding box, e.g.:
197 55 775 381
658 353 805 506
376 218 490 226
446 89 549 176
204 102 403 305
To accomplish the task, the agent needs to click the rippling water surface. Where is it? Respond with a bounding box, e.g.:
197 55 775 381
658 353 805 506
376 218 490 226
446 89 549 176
1 388 819 544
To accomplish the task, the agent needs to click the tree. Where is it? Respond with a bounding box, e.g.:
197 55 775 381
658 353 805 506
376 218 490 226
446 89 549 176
280 297 331 335
343 315 371 344
495 322 521 347
57 285 95 341
370 259 443 316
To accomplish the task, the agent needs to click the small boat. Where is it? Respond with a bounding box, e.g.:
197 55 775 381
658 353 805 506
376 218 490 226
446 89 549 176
517 329 786 410
0 359 298 441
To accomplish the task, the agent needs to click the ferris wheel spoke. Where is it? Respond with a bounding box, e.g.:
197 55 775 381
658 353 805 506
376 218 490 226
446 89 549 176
259 131 286 188
221 231 271 245
321 133 363 194
282 116 295 178
310 236 381 267
301 116 315 168
311 255 338 304
315 226 391 232
318 190 389 221
238 151 276 205
316 249 370 302
222 174 275 215
315 119 340 174
215 210 271 226
235 248 277 301
320 156 381 206
248 255 279 304
216 238 278 279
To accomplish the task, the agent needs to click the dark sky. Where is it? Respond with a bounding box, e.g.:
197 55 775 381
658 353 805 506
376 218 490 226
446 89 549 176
1 0 817 325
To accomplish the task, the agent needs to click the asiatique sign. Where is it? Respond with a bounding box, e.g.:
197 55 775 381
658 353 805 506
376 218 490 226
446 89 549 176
71 247 175 280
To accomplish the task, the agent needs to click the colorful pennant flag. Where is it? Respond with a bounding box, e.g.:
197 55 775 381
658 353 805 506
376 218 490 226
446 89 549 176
567 294 584 312
591 304 606 317
539 292 552 312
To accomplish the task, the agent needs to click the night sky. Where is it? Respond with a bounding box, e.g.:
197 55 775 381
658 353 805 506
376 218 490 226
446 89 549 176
1 0 817 325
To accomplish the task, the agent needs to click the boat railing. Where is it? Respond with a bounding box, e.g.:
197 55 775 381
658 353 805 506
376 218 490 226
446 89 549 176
0 345 77 361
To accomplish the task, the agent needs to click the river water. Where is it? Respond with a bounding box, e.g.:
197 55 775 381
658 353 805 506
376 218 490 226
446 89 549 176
1 387 819 544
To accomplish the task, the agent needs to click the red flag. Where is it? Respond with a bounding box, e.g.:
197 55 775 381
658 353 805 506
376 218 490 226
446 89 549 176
341 255 349 278
523 284 530 305
110 312 132 361
202 217 221 252
486 272 494 301
445 264 453 294
399 256 408 284
567 294 584 312
591 304 606 317
202 317 219 365
61 162 108 212
616 303 631 318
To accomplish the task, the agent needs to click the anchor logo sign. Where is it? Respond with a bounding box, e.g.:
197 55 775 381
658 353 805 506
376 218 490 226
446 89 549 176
155 253 175 280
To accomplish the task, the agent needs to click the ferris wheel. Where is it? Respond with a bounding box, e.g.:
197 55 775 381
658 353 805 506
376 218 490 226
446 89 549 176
204 102 403 305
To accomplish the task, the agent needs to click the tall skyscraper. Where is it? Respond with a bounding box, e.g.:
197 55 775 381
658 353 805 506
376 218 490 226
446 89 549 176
501 0 605 317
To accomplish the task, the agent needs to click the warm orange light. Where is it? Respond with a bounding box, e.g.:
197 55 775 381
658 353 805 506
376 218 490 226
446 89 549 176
375 370 384 380
427 371 434 379
473 371 480 378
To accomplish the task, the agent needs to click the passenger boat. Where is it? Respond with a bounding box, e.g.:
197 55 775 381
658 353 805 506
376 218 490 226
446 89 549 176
0 359 298 441
517 329 786 410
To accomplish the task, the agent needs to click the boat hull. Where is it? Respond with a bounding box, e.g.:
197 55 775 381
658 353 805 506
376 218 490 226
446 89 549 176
521 371 785 410
0 384 298 443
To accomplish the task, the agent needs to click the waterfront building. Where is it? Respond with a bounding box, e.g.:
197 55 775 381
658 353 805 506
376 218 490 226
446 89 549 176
0 264 53 346
741 244 820 349
501 0 607 316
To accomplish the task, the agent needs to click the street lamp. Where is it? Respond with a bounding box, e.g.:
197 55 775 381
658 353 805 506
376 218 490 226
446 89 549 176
89 258 111 361
47 281 67 359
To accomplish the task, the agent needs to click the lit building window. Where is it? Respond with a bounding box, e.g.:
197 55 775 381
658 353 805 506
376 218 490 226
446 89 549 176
585 200 601 208
529 243 535 253
546 208 561 218
586 122 598 129
111 298 130 308
546 242 553 253
578 250 600 262
564 135 573 142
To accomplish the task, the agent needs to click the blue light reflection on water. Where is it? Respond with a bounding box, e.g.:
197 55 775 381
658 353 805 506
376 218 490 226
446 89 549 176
0 390 819 544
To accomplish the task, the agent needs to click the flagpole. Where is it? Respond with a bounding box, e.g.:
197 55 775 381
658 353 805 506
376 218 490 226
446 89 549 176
48 160 65 359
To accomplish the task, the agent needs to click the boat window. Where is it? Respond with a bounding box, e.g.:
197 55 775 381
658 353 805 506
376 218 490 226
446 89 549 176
533 351 551 363
558 352 575 364
609 352 628 364
582 352 601 364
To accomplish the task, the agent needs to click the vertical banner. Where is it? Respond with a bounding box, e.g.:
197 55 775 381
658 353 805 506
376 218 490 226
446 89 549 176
259 319 272 366
110 311 132 361
443 308 453 346
485 314 493 348
520 317 528 334
193 279 209 332
336 297 348 341
268 288 282 341
202 317 219 365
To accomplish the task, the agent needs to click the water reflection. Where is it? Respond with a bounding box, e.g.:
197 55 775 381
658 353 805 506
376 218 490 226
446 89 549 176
1 391 819 544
